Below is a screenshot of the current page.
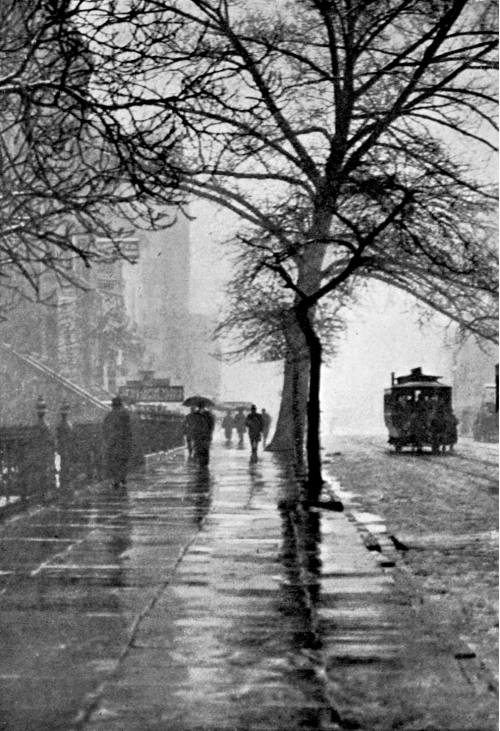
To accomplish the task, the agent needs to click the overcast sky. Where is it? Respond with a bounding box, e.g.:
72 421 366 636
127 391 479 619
188 200 461 434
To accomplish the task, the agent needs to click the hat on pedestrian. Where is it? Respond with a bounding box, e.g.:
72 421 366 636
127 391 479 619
111 395 123 407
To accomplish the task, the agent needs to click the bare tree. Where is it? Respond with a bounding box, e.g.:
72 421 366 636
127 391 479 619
216 239 351 471
0 0 181 303
4 1 498 491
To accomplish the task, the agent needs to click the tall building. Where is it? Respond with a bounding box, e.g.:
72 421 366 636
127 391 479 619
0 209 221 422
0 255 140 403
121 213 221 400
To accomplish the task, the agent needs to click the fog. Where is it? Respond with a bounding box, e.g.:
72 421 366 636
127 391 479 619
189 202 457 436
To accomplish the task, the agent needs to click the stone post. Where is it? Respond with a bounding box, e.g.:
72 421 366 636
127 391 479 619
32 396 56 499
56 400 74 490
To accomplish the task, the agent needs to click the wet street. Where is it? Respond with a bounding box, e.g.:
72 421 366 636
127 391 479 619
323 434 499 688
0 442 497 731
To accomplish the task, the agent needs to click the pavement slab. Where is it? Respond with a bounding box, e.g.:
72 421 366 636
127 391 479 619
0 443 496 731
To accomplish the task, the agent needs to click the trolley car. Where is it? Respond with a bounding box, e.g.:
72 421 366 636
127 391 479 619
384 367 457 454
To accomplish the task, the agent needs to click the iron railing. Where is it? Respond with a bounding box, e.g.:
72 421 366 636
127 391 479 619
0 399 184 517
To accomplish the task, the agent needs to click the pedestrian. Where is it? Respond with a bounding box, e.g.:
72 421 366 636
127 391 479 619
411 395 430 454
192 404 215 466
233 408 247 448
103 395 132 488
183 405 198 458
444 410 459 452
261 409 272 446
246 404 263 461
430 398 446 454
222 411 234 445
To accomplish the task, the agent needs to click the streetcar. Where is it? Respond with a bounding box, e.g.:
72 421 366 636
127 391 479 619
384 367 457 454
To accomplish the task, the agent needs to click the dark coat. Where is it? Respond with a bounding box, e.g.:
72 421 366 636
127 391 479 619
222 414 233 434
233 412 246 435
246 412 263 440
183 412 197 438
192 410 215 445
261 412 271 435
103 407 132 481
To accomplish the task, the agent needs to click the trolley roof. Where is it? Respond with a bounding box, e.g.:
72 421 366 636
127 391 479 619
386 366 451 392
395 367 443 385
388 381 450 391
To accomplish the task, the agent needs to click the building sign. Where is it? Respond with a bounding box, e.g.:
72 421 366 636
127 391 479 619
119 375 184 403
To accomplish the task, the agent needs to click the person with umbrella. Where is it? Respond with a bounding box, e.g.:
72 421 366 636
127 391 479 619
183 397 215 466
183 405 198 458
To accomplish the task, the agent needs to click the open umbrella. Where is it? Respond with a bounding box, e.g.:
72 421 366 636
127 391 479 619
183 395 215 408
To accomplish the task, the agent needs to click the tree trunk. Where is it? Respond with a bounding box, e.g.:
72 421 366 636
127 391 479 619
266 323 309 456
267 307 324 500
291 356 307 477
267 207 332 482
296 308 323 502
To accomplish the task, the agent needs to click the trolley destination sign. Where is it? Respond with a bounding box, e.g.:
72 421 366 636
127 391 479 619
119 371 184 404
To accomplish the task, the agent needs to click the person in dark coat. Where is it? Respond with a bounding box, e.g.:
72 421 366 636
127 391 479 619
430 398 447 454
233 408 247 447
246 405 264 461
103 396 132 487
411 395 430 454
183 405 198 457
443 410 459 452
222 411 234 445
192 404 215 466
261 409 271 446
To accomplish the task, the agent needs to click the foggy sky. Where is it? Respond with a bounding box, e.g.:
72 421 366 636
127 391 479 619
189 202 460 434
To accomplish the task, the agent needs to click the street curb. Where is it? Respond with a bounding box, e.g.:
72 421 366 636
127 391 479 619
322 469 500 703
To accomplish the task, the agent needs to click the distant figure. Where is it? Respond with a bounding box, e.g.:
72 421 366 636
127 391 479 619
222 411 234 445
183 405 198 457
103 396 132 488
246 405 264 461
444 410 458 452
430 399 447 454
261 409 272 446
233 408 247 448
411 395 430 454
192 404 215 466
394 395 411 434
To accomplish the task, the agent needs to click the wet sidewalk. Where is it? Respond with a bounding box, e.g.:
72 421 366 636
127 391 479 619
0 444 496 731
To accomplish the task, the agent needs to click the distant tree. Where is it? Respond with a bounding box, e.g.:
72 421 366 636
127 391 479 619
217 240 351 469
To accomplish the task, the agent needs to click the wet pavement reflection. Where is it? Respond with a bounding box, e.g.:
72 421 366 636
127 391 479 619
185 464 213 525
0 447 339 731
0 452 204 731
80 447 338 731
1 443 489 731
